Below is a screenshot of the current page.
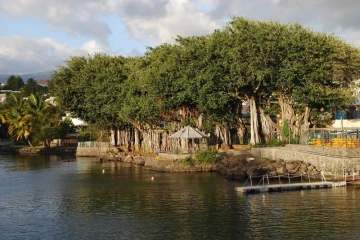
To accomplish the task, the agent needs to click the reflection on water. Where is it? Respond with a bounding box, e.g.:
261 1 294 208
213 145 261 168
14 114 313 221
1 154 360 239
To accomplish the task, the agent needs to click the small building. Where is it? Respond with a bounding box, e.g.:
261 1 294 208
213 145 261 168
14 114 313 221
38 79 49 86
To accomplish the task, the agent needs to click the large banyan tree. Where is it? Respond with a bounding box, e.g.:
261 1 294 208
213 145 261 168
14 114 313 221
49 17 360 151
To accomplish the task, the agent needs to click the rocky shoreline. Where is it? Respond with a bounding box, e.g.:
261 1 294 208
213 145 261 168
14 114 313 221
0 145 321 181
99 149 321 181
0 146 77 154
217 155 320 181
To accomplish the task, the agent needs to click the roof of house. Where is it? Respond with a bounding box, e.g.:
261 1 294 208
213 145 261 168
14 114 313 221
38 79 49 83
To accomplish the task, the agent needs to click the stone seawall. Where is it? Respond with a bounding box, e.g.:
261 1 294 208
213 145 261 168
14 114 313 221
251 145 360 175
143 157 215 172
0 146 76 154
76 146 110 157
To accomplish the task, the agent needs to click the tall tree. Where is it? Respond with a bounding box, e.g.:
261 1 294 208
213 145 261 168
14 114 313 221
4 75 24 91
21 78 46 96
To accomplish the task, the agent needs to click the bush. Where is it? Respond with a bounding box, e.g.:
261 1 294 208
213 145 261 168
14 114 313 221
183 157 194 166
268 139 285 147
252 139 285 148
195 149 220 165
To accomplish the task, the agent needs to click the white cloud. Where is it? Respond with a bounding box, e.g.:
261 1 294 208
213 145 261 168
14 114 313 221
0 36 105 74
116 0 220 44
0 0 115 44
1 0 360 74
81 40 106 54
206 0 360 46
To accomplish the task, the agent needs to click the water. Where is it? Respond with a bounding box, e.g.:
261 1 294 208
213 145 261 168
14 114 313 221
1 154 360 240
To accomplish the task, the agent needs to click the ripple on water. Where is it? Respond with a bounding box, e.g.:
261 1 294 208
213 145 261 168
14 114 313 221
1 155 360 239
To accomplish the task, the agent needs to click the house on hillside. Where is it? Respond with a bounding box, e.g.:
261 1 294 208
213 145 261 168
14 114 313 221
38 79 49 86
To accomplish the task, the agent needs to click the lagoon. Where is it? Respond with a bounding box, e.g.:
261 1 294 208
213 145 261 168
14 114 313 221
1 154 360 239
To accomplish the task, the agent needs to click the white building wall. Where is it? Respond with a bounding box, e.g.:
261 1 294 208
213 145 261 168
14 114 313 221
332 119 360 128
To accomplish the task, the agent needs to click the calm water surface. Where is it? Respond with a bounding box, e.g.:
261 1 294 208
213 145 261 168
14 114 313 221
1 154 360 240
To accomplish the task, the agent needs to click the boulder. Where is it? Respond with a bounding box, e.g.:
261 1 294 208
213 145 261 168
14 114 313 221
246 166 267 177
268 164 277 172
123 155 134 163
268 171 277 176
285 163 296 172
133 156 145 165
276 166 286 175
110 147 120 154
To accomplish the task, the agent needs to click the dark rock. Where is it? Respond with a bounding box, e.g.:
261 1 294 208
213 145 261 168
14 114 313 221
246 166 267 177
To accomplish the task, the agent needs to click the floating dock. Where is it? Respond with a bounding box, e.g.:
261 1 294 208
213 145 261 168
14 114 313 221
235 181 347 194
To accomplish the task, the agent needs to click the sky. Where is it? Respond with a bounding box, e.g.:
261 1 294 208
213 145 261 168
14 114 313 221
1 0 360 74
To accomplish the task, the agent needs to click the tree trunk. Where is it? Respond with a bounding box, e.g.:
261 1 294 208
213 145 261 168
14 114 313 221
214 125 231 148
198 114 203 128
259 107 278 143
28 139 34 147
134 128 140 151
278 93 296 141
237 120 246 144
110 129 116 146
299 107 311 144
236 100 246 144
249 96 260 144
117 129 120 146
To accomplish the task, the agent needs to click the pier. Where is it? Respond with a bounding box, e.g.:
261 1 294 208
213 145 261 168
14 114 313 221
235 181 347 193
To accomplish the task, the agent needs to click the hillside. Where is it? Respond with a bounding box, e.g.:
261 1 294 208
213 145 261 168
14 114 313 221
0 71 54 83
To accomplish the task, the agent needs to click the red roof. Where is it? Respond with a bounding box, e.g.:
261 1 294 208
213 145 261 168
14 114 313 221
39 79 49 83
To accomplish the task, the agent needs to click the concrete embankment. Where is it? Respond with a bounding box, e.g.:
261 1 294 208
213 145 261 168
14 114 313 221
251 145 360 176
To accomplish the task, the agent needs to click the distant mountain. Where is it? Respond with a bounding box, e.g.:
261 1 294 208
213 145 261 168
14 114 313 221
0 71 54 83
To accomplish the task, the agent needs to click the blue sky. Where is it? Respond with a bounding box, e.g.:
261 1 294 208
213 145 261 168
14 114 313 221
1 0 360 74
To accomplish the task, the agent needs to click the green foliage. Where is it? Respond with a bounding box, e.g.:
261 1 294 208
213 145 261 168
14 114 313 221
253 139 285 148
268 139 285 147
282 119 292 139
48 17 360 145
258 157 270 161
1 92 63 147
21 78 48 96
4 75 24 91
183 157 194 166
195 149 220 165
49 54 128 129
57 118 76 139
76 123 105 141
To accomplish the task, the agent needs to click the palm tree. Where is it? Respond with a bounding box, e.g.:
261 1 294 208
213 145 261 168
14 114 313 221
5 97 33 146
26 93 59 147
3 93 61 147
27 93 49 115
0 113 5 124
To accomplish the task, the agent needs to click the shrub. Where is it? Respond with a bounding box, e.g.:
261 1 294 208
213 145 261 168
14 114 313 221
183 157 194 166
195 149 220 165
268 139 285 147
252 139 285 148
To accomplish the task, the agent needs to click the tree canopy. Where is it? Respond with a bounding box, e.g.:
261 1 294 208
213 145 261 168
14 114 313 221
4 75 24 91
49 18 360 146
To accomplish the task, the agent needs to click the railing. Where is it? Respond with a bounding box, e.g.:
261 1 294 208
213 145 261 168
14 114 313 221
308 128 360 148
243 171 327 187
